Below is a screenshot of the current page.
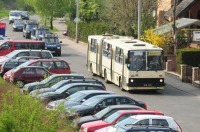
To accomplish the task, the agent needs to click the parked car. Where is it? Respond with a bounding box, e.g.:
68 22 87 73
23 20 38 39
95 115 182 132
0 49 53 66
9 10 22 24
22 74 85 94
31 26 50 40
113 126 180 132
13 19 24 31
80 110 164 132
0 59 26 76
3 58 70 81
0 40 46 56
21 11 29 20
66 95 147 118
75 105 144 128
36 83 106 103
10 66 52 88
46 90 114 110
30 78 105 97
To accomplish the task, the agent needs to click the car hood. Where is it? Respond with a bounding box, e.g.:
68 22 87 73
29 87 51 97
95 126 116 132
0 57 8 64
82 120 109 129
36 91 57 98
64 100 81 107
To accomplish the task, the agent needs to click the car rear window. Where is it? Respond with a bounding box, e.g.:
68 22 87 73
41 52 52 59
55 61 69 68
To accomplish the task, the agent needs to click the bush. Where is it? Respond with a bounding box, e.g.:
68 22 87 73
0 78 77 132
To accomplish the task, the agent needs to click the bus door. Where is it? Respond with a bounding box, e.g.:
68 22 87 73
112 47 124 85
98 39 104 76
0 41 12 56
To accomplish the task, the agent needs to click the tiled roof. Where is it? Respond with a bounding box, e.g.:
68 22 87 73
164 0 198 17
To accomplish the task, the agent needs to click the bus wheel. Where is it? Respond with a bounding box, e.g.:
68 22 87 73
90 65 95 76
16 80 25 88
104 71 109 83
119 79 125 91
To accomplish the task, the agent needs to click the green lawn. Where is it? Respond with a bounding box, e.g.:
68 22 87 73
0 10 9 19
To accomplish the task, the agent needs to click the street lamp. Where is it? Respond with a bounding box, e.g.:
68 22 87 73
138 0 142 39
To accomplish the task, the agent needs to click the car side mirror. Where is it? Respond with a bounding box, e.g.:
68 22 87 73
81 99 86 103
125 58 129 64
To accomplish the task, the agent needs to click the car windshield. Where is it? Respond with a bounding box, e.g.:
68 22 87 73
14 20 24 25
104 111 121 123
40 75 54 84
44 37 59 44
10 12 21 16
50 80 68 90
66 92 86 102
6 50 19 58
27 24 38 30
115 117 137 127
82 96 101 107
55 85 71 94
95 107 110 119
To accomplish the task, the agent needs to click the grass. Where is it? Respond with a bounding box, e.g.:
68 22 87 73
0 10 9 19
0 77 78 132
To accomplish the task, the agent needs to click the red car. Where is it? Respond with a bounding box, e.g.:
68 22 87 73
3 59 71 81
80 110 164 132
10 66 52 88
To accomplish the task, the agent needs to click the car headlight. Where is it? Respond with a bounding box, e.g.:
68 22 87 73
130 79 134 82
13 25 16 28
57 47 61 49
160 79 163 82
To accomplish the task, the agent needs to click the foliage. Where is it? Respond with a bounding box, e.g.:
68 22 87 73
66 20 107 42
0 10 9 19
0 78 77 132
176 48 200 67
141 29 168 50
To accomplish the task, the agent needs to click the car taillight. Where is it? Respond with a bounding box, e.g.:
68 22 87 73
0 67 3 73
144 103 147 110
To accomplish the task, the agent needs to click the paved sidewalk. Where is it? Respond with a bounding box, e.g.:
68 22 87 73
53 18 200 97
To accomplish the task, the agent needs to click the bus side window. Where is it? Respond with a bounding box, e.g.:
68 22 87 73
0 42 11 50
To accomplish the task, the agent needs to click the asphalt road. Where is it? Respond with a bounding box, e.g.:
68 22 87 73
2 15 200 132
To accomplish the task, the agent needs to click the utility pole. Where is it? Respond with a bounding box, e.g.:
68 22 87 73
172 0 177 54
138 0 142 39
75 0 80 43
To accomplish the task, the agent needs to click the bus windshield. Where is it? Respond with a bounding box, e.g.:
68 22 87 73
128 51 163 71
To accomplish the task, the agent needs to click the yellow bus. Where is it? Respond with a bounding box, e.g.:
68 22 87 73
87 34 165 91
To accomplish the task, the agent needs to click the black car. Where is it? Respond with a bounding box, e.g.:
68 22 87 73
23 20 38 39
46 90 115 110
0 59 26 76
13 19 25 31
31 26 50 40
67 95 147 118
22 74 85 94
115 125 179 132
75 105 143 128
29 78 106 97
21 11 29 20
36 83 106 103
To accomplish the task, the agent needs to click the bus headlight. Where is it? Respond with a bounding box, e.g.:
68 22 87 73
57 47 61 49
160 79 163 82
130 79 134 82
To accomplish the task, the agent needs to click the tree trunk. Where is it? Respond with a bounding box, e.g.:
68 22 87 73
50 16 53 30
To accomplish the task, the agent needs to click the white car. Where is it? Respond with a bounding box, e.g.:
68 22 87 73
95 115 182 132
9 10 22 24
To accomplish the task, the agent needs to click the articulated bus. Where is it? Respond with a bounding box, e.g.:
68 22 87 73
86 35 165 91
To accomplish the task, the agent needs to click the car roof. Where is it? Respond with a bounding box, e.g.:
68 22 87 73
116 110 164 115
78 90 114 94
29 58 65 62
13 49 50 52
20 66 47 69
62 83 102 87
3 40 44 43
106 105 143 110
50 73 84 77
130 115 173 120
90 94 128 99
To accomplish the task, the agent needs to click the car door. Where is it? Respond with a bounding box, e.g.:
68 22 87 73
0 42 12 56
13 52 28 59
22 67 36 83
95 98 116 113
116 97 136 105
35 67 50 81
54 61 71 74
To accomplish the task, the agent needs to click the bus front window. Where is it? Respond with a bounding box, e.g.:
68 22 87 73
147 51 163 71
128 51 146 71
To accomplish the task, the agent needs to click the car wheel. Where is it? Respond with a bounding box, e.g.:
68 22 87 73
16 80 25 88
